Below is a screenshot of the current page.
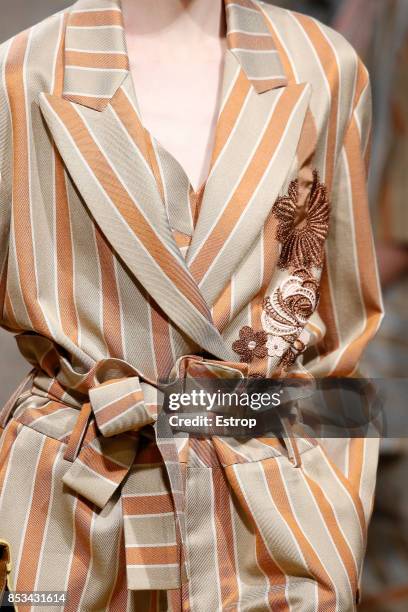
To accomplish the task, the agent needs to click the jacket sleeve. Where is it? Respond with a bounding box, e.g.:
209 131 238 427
300 61 383 528
304 62 383 378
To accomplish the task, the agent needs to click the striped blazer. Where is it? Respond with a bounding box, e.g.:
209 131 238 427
0 0 383 610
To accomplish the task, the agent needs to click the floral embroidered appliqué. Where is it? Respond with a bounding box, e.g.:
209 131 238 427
232 325 268 363
261 269 319 366
273 170 330 270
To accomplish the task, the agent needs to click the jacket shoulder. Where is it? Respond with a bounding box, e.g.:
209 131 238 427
0 7 70 94
255 0 369 95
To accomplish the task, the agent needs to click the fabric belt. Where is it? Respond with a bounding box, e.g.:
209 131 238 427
3 353 250 591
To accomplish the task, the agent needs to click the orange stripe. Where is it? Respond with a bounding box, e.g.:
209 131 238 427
63 93 111 110
46 95 211 320
95 391 143 427
65 498 94 612
172 230 192 249
65 50 128 70
227 32 276 51
353 60 369 110
5 32 50 336
189 437 219 467
134 443 163 465
262 212 280 292
346 438 365 497
210 70 250 165
94 226 124 357
212 467 240 609
149 299 176 380
55 155 79 344
189 186 205 227
122 493 174 515
191 86 305 282
126 545 178 565
69 11 123 27
15 437 60 592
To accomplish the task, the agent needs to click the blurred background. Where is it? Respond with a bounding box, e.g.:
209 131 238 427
0 0 407 610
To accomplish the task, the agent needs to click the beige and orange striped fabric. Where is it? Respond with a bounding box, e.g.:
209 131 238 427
0 0 383 610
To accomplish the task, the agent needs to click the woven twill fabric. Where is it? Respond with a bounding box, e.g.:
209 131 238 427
0 0 383 610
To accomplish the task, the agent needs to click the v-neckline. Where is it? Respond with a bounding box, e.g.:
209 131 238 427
121 5 228 202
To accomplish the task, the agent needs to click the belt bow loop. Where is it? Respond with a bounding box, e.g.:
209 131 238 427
62 360 156 509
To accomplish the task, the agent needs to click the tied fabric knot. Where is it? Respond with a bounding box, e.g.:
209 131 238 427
62 362 158 508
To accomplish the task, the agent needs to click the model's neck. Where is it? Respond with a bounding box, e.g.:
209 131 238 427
121 0 225 46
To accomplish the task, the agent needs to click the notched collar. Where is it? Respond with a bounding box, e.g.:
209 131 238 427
225 0 288 92
63 0 129 110
62 0 289 111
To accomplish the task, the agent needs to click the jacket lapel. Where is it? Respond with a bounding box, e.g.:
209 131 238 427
39 0 313 359
187 0 312 307
39 0 233 361
62 0 129 111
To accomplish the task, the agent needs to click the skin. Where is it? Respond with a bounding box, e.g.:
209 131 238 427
122 0 227 193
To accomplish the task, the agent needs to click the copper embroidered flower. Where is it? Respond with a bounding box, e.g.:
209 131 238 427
232 326 268 363
273 170 330 270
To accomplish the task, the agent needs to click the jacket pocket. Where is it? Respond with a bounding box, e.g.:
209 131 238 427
222 443 363 610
